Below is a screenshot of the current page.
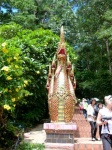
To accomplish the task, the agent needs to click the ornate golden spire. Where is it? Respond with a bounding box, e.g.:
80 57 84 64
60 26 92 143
60 26 65 43
57 26 66 58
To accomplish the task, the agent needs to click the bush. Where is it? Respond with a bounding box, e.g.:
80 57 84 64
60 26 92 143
17 142 45 150
0 121 23 148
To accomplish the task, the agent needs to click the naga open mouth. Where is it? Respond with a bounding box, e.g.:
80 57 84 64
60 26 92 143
58 48 66 55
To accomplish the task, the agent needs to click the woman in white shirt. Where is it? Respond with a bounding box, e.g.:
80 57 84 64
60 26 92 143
87 99 98 141
97 95 112 150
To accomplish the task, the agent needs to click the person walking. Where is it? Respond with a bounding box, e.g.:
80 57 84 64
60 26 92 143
87 98 98 141
79 101 84 114
82 98 88 119
97 103 103 140
97 95 112 150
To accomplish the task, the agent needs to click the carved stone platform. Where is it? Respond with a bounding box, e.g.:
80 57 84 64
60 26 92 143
44 123 77 150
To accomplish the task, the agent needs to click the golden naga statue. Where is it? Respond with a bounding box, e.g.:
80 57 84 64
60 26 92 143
46 26 76 123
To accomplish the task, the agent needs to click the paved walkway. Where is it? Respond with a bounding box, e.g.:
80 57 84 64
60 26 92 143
24 124 102 145
24 124 46 144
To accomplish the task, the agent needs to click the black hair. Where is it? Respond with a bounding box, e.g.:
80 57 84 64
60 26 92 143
97 103 103 108
90 98 96 104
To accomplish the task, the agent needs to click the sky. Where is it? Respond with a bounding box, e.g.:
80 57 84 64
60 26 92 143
1 7 18 13
1 2 78 14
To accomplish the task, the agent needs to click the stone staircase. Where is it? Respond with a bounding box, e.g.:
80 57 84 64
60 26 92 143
73 106 91 137
72 106 103 150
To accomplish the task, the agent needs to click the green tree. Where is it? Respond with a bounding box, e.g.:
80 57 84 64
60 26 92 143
0 0 77 46
73 0 112 99
35 0 77 45
0 0 36 29
96 9 112 73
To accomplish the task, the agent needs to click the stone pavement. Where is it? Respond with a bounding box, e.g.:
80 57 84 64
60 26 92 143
24 124 103 150
24 124 46 144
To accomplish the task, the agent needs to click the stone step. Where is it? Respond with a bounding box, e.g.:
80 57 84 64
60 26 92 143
72 106 100 138
74 133 91 138
74 138 102 149
45 143 74 150
45 143 103 150
74 144 103 150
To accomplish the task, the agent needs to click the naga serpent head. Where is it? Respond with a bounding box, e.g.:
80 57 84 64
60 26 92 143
57 26 67 60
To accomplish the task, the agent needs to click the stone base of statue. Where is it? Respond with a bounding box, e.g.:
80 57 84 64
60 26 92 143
43 123 77 150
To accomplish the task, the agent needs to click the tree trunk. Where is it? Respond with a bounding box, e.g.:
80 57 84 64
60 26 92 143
0 106 3 124
86 51 90 70
105 40 112 73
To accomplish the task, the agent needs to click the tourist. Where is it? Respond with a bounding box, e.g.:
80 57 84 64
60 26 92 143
96 103 104 140
87 98 98 141
94 103 104 139
97 95 112 150
79 101 83 114
82 98 88 119
87 98 91 105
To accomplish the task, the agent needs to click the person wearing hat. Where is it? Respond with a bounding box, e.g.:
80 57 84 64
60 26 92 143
97 95 112 150
87 98 98 141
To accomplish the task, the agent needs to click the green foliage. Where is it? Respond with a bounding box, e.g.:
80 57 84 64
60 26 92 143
0 23 22 39
0 121 22 148
34 0 77 45
0 0 77 45
96 10 112 40
17 142 45 150
0 0 37 29
76 69 112 99
73 0 112 99
0 29 29 112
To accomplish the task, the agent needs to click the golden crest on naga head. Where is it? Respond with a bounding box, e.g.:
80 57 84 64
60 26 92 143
57 26 67 60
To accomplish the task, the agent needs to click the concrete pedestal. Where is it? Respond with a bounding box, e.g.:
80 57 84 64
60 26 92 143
44 123 77 150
